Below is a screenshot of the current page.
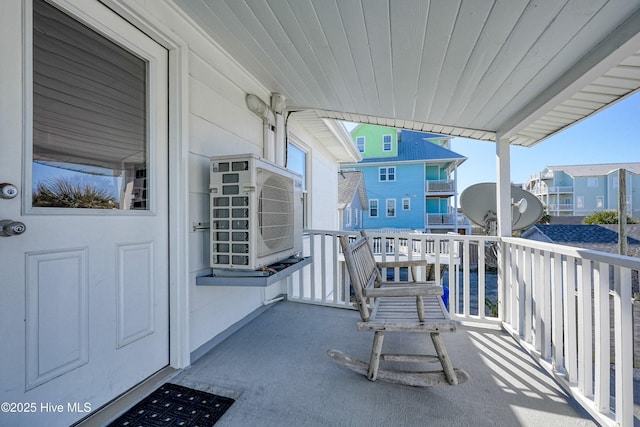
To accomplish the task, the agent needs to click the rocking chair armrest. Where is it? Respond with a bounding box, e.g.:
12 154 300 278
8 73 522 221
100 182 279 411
375 260 432 269
364 284 443 298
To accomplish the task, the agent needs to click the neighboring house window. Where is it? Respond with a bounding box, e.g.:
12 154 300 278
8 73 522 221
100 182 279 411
345 206 352 226
353 208 358 226
386 199 396 217
356 136 365 153
379 166 396 182
596 196 604 208
382 134 392 152
402 198 410 210
576 196 584 209
369 199 378 217
587 178 598 188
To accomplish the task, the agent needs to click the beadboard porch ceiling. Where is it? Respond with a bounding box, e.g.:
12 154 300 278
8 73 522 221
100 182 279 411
174 0 640 147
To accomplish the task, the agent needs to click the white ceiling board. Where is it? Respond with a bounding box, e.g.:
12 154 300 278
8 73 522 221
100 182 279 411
412 0 460 121
174 0 640 147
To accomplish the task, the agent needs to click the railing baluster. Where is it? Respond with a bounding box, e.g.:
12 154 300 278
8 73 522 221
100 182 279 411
541 250 551 359
578 259 593 397
335 234 342 304
552 253 564 371
614 266 633 426
593 261 610 414
524 246 532 343
320 233 327 302
509 243 516 328
478 241 486 319
532 249 542 352
563 256 577 383
463 239 470 316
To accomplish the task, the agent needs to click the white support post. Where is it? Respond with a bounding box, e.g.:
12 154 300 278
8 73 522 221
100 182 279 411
496 137 511 321
496 137 512 238
453 165 459 234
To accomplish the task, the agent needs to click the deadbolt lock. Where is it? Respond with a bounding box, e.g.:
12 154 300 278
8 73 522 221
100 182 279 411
0 183 18 199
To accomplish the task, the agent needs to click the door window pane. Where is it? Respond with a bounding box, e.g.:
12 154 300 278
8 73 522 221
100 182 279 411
32 0 148 209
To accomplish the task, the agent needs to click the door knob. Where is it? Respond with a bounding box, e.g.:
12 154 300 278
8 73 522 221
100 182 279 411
0 183 18 199
0 220 26 236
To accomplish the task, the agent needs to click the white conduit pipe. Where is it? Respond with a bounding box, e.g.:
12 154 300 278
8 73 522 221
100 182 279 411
246 94 276 162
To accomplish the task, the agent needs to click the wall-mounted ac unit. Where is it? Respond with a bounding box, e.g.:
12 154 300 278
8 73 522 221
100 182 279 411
209 154 303 270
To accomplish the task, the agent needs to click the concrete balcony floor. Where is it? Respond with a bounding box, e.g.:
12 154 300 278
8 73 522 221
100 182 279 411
172 301 597 426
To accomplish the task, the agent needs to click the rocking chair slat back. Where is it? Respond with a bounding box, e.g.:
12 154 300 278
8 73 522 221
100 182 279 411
339 234 379 321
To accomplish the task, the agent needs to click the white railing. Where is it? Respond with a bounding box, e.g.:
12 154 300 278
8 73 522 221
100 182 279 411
425 180 454 193
500 237 637 427
426 213 471 226
290 229 638 426
290 230 499 319
547 203 574 210
547 185 574 193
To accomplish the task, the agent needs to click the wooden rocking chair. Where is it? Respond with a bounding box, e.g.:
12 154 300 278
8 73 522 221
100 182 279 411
328 231 469 386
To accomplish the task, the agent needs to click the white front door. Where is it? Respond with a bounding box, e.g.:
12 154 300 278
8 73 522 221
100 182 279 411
0 1 169 426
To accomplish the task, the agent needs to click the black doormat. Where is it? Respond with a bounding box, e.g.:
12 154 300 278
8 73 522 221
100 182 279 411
108 383 234 427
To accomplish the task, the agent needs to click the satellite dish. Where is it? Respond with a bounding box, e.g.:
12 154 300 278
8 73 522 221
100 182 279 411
460 183 544 234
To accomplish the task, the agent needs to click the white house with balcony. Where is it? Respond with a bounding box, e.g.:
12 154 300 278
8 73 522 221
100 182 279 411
2 1 640 426
524 163 640 218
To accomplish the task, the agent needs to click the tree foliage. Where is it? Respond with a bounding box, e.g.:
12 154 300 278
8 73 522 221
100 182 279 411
583 210 639 224
33 178 118 209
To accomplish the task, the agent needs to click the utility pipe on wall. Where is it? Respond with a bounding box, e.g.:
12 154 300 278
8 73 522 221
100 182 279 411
245 93 287 166
245 93 276 162
271 94 287 166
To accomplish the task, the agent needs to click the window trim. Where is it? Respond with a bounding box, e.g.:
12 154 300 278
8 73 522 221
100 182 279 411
382 134 392 152
369 199 379 218
402 197 410 211
386 198 396 218
378 166 396 182
287 138 310 228
356 136 365 153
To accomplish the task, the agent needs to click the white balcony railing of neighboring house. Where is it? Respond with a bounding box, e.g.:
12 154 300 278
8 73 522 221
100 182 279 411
425 180 454 193
425 213 471 227
289 229 638 427
547 186 574 193
547 203 574 211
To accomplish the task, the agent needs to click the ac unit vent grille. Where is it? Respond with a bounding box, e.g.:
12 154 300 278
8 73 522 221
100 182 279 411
210 154 302 270
258 174 294 256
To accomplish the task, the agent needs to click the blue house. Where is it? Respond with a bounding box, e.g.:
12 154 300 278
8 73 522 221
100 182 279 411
342 126 469 233
524 163 640 219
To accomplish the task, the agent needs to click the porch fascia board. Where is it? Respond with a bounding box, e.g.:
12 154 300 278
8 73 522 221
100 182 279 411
497 7 640 145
